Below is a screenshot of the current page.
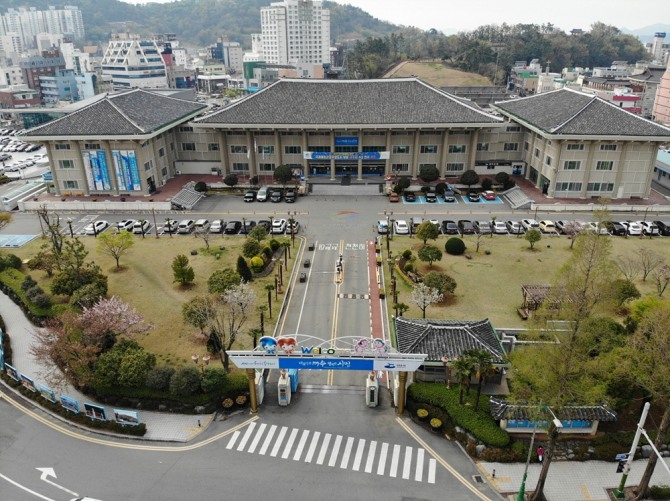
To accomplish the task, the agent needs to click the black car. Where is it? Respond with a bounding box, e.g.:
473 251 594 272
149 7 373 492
441 220 459 235
256 219 272 232
270 190 282 203
443 190 456 202
224 221 242 234
607 221 627 236
653 220 670 236
425 192 437 203
468 192 480 202
243 191 256 202
458 220 475 235
239 220 257 234
404 192 416 202
285 189 296 203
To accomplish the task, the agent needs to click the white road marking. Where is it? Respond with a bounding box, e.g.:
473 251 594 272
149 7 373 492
247 423 266 454
270 426 288 457
293 429 310 461
352 438 366 471
226 430 240 450
316 433 331 465
390 444 401 477
428 458 436 484
0 472 56 501
415 448 424 481
402 446 413 479
328 434 343 467
365 440 377 473
304 431 321 463
236 421 256 451
340 436 355 469
281 428 299 459
258 424 277 455
377 442 389 475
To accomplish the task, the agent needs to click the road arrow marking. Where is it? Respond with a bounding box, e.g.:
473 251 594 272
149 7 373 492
36 467 78 496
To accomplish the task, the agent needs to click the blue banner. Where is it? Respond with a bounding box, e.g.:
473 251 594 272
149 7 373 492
305 152 388 161
335 137 358 146
278 357 374 371
113 150 141 191
97 151 111 191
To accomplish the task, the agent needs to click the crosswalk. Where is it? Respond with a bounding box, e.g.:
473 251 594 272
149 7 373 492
226 422 436 483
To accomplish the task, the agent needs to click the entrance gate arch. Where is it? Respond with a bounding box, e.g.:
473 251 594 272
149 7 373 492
228 334 426 415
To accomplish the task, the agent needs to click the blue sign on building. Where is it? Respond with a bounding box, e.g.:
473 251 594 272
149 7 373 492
278 357 374 371
335 137 359 146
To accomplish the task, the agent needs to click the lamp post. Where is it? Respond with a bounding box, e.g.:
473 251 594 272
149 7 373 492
384 209 393 253
66 218 74 238
288 210 297 247
191 353 212 374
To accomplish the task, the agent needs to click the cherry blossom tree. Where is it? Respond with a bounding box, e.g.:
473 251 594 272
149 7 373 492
410 283 443 318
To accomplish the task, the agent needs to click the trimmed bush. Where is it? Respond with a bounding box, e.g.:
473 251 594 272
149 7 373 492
403 262 414 273
269 239 280 251
402 249 413 260
435 182 447 195
146 366 176 391
0 253 22 270
21 275 37 291
262 246 273 259
445 237 466 256
31 292 51 308
169 366 202 397
201 367 227 393
249 256 265 273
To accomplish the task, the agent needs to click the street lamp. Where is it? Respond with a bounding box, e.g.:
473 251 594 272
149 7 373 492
191 353 211 373
66 218 74 238
384 209 393 253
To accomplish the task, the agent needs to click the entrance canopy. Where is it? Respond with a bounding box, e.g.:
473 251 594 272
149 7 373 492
228 334 426 372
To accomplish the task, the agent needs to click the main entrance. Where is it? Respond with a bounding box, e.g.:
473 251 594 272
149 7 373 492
228 334 426 414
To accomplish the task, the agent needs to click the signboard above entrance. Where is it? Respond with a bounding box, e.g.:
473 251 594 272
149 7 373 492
304 152 390 161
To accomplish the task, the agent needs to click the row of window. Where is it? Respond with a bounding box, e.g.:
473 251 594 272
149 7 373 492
563 160 614 171
555 182 615 192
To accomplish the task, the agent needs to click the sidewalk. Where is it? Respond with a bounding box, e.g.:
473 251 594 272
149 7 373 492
0 292 210 442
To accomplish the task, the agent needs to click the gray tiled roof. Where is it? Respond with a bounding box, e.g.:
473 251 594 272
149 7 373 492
23 89 207 138
494 88 670 137
489 397 617 422
197 78 502 127
395 317 505 363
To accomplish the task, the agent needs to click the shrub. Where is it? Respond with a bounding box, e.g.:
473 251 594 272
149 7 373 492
21 275 37 291
650 486 670 499
435 182 447 195
445 237 466 256
1 253 22 270
417 408 428 419
31 292 51 308
146 366 176 391
262 246 273 259
242 238 262 259
481 178 493 191
237 255 253 282
236 395 248 406
118 349 156 388
223 173 238 187
423 271 457 296
169 366 202 396
269 239 280 251
430 418 442 430
25 286 45 301
404 262 414 273
208 268 241 294
201 367 227 393
460 170 479 186
69 281 106 308
194 181 208 192
222 397 234 409
249 256 265 273
396 177 411 190
402 249 413 260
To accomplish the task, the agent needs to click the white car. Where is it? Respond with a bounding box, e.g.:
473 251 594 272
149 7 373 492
271 218 287 234
492 221 508 234
133 220 150 234
209 219 225 233
163 219 179 233
538 220 557 233
585 222 609 235
177 219 195 234
286 220 300 234
638 221 659 236
117 219 136 231
194 219 211 232
622 221 643 236
521 219 540 231
377 220 389 234
84 220 109 235
393 219 410 235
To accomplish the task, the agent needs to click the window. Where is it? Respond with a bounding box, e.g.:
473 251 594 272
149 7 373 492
391 163 409 172
230 145 248 154
545 156 552 166
161 167 167 176
391 131 411 136
281 131 300 136
506 126 521 132
308 132 329 136
420 145 438 154
596 161 613 171
232 163 249 171
159 147 165 157
55 143 70 150
555 182 582 191
362 145 385 152
227 131 245 136
393 145 410 154
448 144 466 154
84 143 101 150
419 131 440 136
477 143 489 151
524 141 529 151
363 131 385 136
446 163 464 172
63 180 78 189
144 161 152 172
335 146 358 153
310 145 331 152
567 143 584 151
534 148 540 158
284 145 302 154
257 145 274 155
587 182 614 191
259 163 275 172
600 144 617 151
208 143 220 151
179 126 193 132
448 131 470 136
504 143 519 151
58 159 74 169
181 143 196 151
564 160 581 170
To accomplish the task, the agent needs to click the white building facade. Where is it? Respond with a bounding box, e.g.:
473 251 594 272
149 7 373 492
100 35 168 90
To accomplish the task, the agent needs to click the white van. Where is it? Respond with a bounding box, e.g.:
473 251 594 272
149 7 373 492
256 186 269 202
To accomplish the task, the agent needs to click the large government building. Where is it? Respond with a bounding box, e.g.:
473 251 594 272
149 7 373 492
23 78 670 199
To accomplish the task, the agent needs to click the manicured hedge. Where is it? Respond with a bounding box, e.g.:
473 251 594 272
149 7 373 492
408 382 510 447
0 268 62 322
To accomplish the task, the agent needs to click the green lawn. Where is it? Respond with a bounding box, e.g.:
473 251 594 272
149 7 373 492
384 232 670 327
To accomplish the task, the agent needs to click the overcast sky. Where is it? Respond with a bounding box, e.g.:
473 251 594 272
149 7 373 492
119 0 666 34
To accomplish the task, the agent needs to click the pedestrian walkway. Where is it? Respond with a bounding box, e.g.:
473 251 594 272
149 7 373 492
478 460 670 501
0 292 209 442
226 420 437 484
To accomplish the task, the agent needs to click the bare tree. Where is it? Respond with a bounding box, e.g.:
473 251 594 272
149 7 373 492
616 255 640 281
651 264 670 297
637 248 664 281
195 227 212 250
37 205 64 260
410 283 443 318
562 221 582 249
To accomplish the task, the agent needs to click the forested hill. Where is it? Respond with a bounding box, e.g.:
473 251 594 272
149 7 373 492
3 0 400 47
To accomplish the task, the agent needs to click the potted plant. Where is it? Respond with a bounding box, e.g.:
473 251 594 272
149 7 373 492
430 418 442 431
222 398 234 410
235 395 248 407
417 409 428 421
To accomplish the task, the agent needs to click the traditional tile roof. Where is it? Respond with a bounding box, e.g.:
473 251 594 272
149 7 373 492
489 397 617 422
493 88 670 138
196 78 502 127
23 88 207 138
395 317 506 364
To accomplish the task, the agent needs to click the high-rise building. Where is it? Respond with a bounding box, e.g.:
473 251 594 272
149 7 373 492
100 34 168 90
260 0 330 67
2 6 84 49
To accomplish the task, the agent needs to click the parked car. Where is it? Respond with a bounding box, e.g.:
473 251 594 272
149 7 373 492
441 220 459 235
389 192 399 203
653 220 670 236
177 219 195 234
607 221 627 236
194 219 211 233
393 219 410 235
506 220 524 235
521 219 540 231
622 221 643 236
555 220 583 235
224 221 242 234
585 222 609 235
492 221 509 234
133 220 151 234
377 220 389 234
474 221 492 234
638 221 659 236
481 190 496 201
209 219 225 233
285 189 296 203
256 220 272 232
117 219 136 232
458 220 475 235
467 192 480 202
270 190 282 203
256 186 269 202
286 220 300 234
538 220 557 234
442 190 456 202
240 220 257 234
410 217 423 233
243 191 256 202
84 220 109 235
424 192 437 203
304 258 311 268
404 192 416 202
164 219 179 234
271 218 287 234
299 272 307 283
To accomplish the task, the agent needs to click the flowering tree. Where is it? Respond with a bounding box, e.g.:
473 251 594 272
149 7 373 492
410 283 443 318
